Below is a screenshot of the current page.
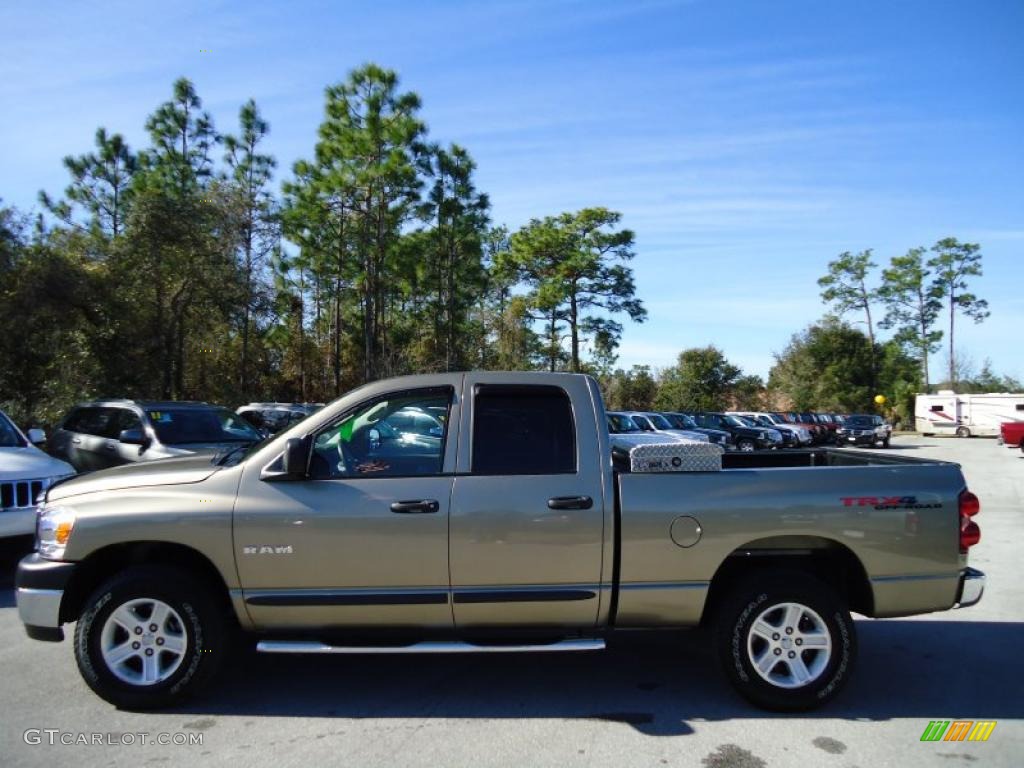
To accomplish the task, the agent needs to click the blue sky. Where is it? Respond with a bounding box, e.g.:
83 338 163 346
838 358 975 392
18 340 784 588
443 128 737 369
2 0 1021 382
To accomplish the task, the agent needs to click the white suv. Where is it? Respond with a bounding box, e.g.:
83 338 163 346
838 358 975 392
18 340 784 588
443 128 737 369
0 410 75 538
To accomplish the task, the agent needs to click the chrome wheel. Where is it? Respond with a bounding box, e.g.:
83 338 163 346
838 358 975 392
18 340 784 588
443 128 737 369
746 601 832 689
738 440 755 452
99 598 187 686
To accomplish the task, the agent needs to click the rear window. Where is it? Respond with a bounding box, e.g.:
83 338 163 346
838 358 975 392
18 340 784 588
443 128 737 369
472 385 576 475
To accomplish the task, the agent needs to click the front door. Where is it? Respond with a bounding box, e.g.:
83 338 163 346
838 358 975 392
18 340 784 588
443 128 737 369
449 375 607 629
234 385 459 631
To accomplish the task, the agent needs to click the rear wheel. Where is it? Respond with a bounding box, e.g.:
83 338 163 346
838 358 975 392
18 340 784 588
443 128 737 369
956 426 971 438
74 565 226 709
714 571 856 711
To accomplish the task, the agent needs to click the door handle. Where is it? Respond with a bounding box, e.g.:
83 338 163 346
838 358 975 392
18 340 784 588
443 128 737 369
390 499 440 514
547 495 593 510
71 438 82 445
104 444 117 451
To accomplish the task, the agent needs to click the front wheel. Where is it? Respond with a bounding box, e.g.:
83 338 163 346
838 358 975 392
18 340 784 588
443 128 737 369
74 565 226 709
714 571 856 711
956 426 971 438
737 439 756 452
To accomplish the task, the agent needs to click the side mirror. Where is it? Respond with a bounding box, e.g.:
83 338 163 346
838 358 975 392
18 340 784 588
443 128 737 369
118 428 148 446
281 437 310 478
27 428 46 445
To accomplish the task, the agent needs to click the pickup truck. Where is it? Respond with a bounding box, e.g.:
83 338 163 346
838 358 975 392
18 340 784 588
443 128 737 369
1000 421 1024 452
15 372 985 712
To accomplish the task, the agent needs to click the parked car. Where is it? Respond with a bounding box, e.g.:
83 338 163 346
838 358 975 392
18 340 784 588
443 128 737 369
780 412 827 444
17 371 984 712
688 412 781 451
835 414 891 448
661 412 734 450
237 403 323 436
0 410 75 538
729 414 793 447
731 411 812 446
620 411 709 443
812 413 841 443
48 400 263 472
998 421 1024 452
606 413 701 456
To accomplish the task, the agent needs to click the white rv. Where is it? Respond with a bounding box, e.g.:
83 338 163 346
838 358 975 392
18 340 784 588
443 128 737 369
915 391 1024 437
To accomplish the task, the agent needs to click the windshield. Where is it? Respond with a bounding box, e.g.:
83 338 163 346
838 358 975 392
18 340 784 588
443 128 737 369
607 413 640 433
0 412 26 447
646 413 673 429
146 407 261 445
844 416 874 426
732 415 757 427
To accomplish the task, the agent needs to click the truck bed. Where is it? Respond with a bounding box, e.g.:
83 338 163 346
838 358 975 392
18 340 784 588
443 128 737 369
612 446 966 626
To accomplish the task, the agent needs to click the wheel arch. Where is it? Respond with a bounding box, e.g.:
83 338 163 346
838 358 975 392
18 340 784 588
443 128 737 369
60 541 236 626
700 535 874 624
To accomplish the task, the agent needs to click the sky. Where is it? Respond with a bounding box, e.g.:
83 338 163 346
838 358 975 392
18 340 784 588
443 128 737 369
2 0 1022 382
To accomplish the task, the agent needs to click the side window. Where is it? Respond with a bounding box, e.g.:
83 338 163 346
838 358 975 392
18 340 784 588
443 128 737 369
1016 404 1024 412
112 408 142 436
67 407 113 437
471 385 575 475
930 405 944 412
310 388 453 480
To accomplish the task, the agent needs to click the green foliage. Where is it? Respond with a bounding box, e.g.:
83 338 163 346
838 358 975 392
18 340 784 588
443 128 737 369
602 366 657 411
654 346 743 411
4 65 646 427
876 247 943 391
818 249 878 386
927 237 989 387
503 207 645 372
769 317 921 412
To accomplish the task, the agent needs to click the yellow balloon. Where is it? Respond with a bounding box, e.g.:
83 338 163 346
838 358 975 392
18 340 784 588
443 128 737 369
874 394 886 405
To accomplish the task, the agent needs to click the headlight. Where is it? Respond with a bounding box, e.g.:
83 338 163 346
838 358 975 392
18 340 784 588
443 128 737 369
36 505 76 560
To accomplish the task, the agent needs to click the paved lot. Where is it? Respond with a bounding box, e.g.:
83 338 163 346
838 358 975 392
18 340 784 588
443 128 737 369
1 435 1021 767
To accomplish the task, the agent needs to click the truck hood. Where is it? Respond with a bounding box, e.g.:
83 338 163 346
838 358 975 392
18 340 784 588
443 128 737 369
46 455 221 502
0 446 75 482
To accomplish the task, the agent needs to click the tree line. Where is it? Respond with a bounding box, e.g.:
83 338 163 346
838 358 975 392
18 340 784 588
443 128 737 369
0 65 646 426
1 64 1014 430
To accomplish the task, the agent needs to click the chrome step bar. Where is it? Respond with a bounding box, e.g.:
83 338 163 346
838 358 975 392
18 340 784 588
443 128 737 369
256 638 606 654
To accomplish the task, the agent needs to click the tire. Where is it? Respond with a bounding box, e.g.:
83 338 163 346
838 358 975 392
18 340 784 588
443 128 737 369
1019 440 1023 454
714 570 856 711
956 427 970 438
737 439 756 452
74 565 226 709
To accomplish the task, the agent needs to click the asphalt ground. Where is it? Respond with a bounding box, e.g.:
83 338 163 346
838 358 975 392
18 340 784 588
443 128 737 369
1 435 1021 767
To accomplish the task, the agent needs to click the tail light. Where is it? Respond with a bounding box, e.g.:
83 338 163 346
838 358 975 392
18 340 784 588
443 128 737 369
959 490 981 553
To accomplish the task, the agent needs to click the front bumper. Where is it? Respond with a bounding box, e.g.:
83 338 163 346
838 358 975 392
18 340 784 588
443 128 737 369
0 508 37 538
15 553 77 641
955 567 985 608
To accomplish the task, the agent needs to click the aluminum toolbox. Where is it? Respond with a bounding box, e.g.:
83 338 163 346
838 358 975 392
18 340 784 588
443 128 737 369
629 439 724 472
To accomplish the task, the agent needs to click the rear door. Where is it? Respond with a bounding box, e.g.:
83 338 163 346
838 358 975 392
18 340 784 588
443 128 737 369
62 407 116 471
449 375 608 629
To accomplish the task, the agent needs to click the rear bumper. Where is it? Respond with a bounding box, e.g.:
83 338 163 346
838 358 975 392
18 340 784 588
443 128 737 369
15 553 77 641
955 567 985 608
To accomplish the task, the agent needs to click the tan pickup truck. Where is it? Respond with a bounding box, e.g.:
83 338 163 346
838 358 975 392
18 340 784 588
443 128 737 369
16 372 984 711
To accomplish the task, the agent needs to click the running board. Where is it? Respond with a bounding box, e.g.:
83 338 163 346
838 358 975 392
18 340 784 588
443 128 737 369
256 638 606 654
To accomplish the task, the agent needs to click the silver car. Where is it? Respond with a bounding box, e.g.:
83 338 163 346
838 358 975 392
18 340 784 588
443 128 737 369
48 400 262 473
